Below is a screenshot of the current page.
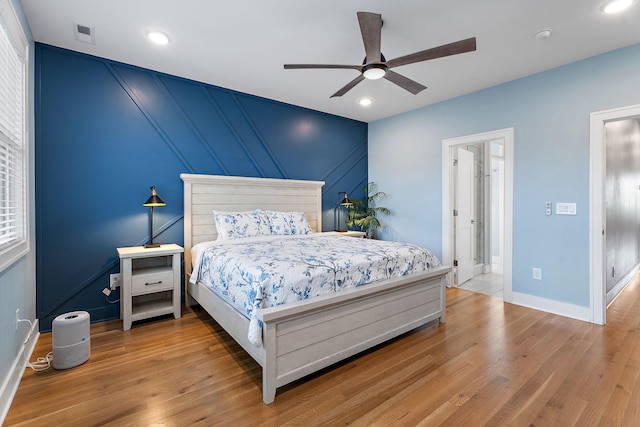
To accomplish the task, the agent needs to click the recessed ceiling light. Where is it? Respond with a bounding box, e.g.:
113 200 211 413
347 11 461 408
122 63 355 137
147 30 170 45
359 98 373 106
603 0 633 13
533 29 552 41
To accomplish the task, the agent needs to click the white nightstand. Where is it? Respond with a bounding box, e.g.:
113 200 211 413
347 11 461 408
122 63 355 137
117 244 184 331
325 230 367 238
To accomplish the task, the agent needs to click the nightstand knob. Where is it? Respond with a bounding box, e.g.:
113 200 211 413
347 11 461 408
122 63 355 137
145 280 163 286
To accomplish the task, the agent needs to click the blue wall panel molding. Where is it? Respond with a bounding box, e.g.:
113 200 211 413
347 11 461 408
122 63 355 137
35 44 367 330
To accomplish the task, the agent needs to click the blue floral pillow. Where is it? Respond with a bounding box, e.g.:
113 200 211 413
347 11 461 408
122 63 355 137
266 210 313 235
214 209 271 240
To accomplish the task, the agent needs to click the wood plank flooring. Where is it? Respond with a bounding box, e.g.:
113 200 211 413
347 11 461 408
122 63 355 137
7 274 640 426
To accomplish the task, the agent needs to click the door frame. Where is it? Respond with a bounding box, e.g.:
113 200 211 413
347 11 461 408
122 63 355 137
442 128 514 302
589 103 640 325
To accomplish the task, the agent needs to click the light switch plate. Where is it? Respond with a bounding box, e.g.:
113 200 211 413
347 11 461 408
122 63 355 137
556 202 577 215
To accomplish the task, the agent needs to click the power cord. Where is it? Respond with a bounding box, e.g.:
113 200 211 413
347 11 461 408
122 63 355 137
25 351 53 371
17 317 53 371
102 288 119 304
106 294 119 304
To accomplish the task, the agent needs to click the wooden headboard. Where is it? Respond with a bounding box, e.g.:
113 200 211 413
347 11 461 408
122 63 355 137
181 174 325 274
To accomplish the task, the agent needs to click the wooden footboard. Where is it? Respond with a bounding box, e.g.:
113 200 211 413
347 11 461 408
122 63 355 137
189 265 449 404
257 266 449 403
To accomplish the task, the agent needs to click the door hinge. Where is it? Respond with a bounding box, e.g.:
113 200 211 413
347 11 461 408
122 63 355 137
453 159 458 166
453 260 458 266
453 209 458 216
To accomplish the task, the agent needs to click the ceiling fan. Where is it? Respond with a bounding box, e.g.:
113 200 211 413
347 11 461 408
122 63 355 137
284 11 477 98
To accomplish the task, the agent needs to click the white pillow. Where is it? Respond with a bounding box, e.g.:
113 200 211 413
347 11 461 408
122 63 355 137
265 210 313 235
214 209 271 240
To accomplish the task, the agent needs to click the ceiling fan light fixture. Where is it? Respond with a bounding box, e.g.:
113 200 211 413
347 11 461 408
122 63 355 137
283 12 477 97
362 64 387 80
603 0 633 13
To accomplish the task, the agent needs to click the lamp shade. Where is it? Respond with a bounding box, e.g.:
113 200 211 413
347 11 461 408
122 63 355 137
340 194 353 206
143 186 166 207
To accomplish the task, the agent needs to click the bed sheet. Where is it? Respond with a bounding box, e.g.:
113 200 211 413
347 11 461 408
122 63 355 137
190 233 442 346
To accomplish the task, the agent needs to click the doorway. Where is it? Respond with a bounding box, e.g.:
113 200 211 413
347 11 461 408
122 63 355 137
443 128 514 302
590 104 640 325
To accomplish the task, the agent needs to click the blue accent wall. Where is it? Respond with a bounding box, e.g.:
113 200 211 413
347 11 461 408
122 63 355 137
35 44 367 331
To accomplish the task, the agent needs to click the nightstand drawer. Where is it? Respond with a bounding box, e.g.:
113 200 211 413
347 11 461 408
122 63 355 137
131 270 174 295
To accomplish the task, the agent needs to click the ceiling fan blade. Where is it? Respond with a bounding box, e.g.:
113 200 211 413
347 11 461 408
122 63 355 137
284 64 361 70
357 11 382 63
386 37 477 69
331 75 365 98
383 70 427 95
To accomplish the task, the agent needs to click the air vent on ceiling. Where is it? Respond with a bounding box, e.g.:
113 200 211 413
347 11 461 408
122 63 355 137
74 23 95 44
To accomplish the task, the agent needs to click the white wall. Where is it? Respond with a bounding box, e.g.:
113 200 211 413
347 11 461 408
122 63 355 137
0 0 35 421
369 42 640 311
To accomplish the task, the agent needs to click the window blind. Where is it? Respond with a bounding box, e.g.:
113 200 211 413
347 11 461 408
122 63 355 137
0 6 26 257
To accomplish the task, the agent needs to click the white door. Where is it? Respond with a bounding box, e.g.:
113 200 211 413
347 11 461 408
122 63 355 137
455 147 475 285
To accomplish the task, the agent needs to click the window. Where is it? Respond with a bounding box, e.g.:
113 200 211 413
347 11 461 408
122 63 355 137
0 0 29 271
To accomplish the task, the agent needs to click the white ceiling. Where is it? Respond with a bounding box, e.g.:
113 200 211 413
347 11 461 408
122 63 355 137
19 0 640 123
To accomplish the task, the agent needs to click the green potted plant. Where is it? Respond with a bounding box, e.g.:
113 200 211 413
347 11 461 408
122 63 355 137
346 182 390 239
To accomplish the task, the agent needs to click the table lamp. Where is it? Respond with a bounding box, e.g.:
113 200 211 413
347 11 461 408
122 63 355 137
336 191 353 232
143 186 166 248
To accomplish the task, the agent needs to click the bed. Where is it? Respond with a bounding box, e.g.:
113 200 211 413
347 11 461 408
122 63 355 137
181 173 451 404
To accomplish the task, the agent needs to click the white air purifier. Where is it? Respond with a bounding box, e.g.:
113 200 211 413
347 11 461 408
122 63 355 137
52 311 90 370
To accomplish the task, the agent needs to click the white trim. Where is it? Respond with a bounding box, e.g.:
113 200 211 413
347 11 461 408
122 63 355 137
0 320 39 425
442 128 514 302
607 263 639 306
511 292 591 322
590 103 640 325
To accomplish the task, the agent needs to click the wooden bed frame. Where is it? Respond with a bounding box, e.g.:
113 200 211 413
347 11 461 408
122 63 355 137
181 173 451 404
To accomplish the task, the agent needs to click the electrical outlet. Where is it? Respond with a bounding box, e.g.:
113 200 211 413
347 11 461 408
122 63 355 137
532 268 542 280
109 273 121 290
15 308 19 331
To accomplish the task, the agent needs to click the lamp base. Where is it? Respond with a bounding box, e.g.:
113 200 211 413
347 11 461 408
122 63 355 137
144 243 161 248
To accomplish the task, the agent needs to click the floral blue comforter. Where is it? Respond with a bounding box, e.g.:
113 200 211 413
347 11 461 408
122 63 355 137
190 233 441 346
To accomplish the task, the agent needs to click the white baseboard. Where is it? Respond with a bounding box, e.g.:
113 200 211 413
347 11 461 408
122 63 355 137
511 292 591 323
607 263 640 306
0 319 39 425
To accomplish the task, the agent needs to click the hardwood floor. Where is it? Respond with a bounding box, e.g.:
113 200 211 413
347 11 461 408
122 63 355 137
7 275 640 426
